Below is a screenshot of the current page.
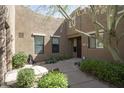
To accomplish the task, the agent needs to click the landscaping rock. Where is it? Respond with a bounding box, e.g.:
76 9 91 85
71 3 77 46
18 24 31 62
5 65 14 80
5 69 19 85
32 66 48 76
5 65 48 85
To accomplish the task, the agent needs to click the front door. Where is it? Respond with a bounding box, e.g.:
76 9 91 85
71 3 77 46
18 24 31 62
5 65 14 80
77 36 81 58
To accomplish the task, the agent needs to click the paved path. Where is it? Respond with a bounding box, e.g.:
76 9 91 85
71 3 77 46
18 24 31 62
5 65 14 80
42 58 114 88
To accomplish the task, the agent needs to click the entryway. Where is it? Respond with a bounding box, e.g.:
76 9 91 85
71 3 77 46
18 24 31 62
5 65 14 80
70 36 82 58
77 36 81 58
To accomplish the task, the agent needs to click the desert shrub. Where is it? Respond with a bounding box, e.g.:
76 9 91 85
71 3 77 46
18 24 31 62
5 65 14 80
12 52 27 69
46 54 71 64
16 68 35 88
80 59 124 87
60 55 71 60
38 71 68 88
45 56 56 64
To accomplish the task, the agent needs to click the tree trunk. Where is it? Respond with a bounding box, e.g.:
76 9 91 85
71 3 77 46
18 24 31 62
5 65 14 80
0 6 7 85
0 27 6 85
107 44 123 63
6 26 12 71
103 30 123 63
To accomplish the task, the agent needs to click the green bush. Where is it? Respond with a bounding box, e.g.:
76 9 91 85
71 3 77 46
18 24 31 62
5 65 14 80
46 54 71 64
46 55 58 64
80 59 124 87
16 68 35 88
38 71 68 88
12 52 27 69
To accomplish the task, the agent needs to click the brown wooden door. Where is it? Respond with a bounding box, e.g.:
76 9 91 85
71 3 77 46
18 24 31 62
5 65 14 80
77 36 81 58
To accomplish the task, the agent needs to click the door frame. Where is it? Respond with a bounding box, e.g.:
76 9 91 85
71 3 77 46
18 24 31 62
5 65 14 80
76 36 82 58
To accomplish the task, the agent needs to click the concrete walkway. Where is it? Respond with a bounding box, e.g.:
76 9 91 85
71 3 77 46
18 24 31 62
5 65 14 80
42 58 114 88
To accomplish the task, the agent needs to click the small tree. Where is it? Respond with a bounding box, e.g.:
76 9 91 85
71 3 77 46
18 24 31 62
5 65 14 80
89 5 124 63
0 5 7 85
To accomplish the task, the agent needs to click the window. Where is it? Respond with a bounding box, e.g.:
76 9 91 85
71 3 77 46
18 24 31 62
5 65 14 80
52 37 59 53
96 39 104 48
96 33 104 48
88 33 104 48
34 36 44 54
88 34 96 48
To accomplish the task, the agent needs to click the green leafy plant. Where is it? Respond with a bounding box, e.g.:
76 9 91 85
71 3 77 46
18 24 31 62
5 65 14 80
80 59 124 87
12 52 27 69
46 54 71 64
16 68 35 88
38 71 68 88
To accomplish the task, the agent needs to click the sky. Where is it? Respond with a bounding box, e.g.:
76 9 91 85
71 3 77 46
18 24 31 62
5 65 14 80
28 5 80 18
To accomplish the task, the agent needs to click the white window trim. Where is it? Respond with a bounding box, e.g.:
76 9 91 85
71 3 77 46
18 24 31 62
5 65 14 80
32 33 46 36
34 36 44 54
50 35 61 38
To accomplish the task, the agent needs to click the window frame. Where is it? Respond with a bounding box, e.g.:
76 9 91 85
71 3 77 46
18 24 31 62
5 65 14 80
88 34 96 49
96 33 104 48
51 37 60 53
88 33 104 49
34 36 44 54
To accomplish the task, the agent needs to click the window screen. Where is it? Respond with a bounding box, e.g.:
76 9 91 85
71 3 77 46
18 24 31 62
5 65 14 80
52 37 59 53
34 36 44 54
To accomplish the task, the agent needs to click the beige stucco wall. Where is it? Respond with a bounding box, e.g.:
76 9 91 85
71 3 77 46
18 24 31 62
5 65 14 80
15 6 71 62
5 5 15 70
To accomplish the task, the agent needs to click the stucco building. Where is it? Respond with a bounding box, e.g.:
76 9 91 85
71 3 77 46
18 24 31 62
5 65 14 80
66 7 124 61
15 6 72 62
0 5 124 84
14 5 124 62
